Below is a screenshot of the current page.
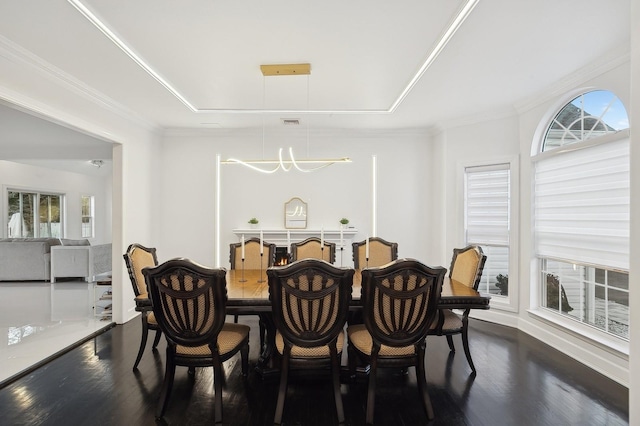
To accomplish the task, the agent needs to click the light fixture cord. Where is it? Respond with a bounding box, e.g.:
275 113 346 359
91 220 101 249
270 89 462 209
262 76 266 159
306 74 310 158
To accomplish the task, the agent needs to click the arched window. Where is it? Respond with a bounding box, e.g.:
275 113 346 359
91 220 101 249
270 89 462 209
542 90 629 151
533 90 629 341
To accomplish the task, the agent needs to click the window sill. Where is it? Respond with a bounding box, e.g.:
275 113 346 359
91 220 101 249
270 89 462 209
527 308 629 357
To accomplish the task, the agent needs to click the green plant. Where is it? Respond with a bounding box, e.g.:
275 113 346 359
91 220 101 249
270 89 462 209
495 274 509 296
248 217 259 225
546 273 573 313
339 218 349 225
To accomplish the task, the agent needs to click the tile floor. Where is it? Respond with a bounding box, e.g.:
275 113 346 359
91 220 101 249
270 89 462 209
0 280 114 385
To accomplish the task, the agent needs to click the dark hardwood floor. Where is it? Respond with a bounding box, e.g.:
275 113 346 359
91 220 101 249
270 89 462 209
0 316 628 425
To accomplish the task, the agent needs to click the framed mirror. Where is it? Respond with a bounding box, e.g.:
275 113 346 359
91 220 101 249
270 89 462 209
284 197 307 229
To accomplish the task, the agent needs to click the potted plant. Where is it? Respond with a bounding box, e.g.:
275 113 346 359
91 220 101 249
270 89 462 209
248 217 259 228
339 218 349 228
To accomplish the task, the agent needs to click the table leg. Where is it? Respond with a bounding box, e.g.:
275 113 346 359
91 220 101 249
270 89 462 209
254 312 280 379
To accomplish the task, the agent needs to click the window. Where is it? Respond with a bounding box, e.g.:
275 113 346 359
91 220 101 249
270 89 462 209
464 164 510 296
81 195 95 238
533 90 629 340
7 190 63 238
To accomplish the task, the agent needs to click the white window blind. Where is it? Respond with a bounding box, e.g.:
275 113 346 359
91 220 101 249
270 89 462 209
465 164 510 246
534 137 629 270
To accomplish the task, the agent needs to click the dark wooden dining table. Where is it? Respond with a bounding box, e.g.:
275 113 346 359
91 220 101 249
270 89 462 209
225 268 491 310
225 268 490 377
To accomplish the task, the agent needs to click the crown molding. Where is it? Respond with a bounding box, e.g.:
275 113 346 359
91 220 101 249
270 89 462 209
435 106 519 132
514 43 630 115
162 126 432 140
434 44 631 132
0 34 160 134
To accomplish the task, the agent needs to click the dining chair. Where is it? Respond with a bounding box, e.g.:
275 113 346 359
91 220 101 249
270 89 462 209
229 236 275 346
347 258 446 424
290 236 336 264
267 258 354 425
143 258 249 423
123 243 162 371
229 237 276 270
352 236 398 269
428 245 486 374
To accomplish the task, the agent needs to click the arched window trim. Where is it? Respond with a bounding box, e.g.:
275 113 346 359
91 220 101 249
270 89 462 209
537 89 629 155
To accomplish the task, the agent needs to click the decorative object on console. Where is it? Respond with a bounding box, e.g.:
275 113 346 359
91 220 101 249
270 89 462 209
284 197 307 229
248 217 259 228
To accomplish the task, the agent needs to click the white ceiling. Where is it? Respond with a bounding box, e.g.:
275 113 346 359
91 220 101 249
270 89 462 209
0 0 631 134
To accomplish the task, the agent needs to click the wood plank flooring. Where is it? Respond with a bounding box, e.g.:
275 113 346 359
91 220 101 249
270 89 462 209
0 316 628 425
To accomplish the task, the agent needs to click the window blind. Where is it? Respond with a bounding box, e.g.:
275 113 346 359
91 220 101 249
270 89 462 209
465 164 510 246
534 137 629 270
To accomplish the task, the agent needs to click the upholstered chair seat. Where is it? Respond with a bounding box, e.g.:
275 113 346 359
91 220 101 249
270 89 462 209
176 323 249 357
275 330 345 358
347 325 415 357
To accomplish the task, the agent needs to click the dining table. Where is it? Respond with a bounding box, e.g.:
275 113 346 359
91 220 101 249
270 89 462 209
225 268 490 377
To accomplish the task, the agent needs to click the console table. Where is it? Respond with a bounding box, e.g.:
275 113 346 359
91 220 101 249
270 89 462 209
232 228 359 267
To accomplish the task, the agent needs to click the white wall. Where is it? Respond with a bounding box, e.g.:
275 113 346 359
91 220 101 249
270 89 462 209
0 160 111 244
440 59 631 386
158 128 438 269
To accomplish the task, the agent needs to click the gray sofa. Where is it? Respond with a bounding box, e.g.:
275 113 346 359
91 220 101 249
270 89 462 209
0 238 112 282
0 238 61 281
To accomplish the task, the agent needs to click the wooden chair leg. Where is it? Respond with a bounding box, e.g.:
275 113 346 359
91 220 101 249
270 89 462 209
240 340 249 376
446 335 455 352
151 329 162 349
347 343 357 380
416 344 434 420
365 348 380 425
156 348 176 419
274 346 291 425
259 318 266 350
133 315 150 370
461 320 476 374
331 346 345 424
213 357 223 424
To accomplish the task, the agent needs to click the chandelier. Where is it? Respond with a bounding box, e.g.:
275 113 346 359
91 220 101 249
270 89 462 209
222 63 351 173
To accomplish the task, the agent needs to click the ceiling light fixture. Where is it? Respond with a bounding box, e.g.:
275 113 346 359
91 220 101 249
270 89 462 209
222 64 351 173
222 148 351 174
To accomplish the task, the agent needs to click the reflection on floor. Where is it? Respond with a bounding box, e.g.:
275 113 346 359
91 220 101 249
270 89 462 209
0 280 114 386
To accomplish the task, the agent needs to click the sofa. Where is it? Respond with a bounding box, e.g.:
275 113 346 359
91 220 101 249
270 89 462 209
0 238 112 282
0 238 61 281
